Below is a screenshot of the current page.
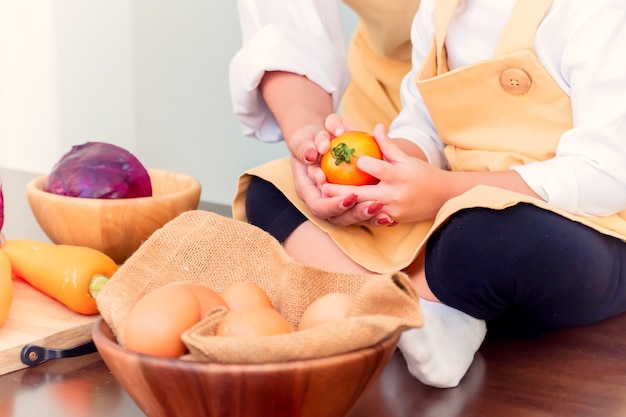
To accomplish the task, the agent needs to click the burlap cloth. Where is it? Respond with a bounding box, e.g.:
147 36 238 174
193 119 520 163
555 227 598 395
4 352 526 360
96 210 423 363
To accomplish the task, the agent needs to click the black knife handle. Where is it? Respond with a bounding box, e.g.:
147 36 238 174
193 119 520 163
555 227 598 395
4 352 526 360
20 340 97 366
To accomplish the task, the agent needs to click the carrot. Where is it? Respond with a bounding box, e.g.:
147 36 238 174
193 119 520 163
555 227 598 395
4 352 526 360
0 250 12 326
0 240 118 315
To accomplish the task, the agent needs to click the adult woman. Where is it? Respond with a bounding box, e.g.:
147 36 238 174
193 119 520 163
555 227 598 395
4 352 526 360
229 0 626 388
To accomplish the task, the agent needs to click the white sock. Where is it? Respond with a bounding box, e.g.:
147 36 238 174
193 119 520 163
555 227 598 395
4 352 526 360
397 298 486 388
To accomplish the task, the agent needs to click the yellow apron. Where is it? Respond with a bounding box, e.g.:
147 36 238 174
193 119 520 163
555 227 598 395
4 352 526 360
234 0 626 273
340 0 420 132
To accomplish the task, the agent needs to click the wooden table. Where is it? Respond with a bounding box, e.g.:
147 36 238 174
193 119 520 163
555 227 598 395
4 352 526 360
2 166 626 417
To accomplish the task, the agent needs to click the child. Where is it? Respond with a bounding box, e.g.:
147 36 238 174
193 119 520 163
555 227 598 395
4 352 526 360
230 0 626 387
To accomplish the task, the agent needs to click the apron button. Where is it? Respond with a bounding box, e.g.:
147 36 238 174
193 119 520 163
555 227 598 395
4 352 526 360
500 68 532 95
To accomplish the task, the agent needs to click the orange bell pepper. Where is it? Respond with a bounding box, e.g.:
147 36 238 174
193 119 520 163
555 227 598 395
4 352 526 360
1 240 118 315
0 249 12 326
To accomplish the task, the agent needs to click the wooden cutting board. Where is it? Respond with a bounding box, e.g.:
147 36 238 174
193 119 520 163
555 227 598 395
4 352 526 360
0 279 99 375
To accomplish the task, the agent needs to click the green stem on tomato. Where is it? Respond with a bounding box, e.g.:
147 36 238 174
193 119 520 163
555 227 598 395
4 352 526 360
330 143 356 166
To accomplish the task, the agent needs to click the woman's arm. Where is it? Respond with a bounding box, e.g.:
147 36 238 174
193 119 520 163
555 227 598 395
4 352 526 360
259 71 333 161
229 0 349 143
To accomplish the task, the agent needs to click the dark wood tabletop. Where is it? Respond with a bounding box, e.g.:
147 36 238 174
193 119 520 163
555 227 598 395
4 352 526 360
2 166 626 417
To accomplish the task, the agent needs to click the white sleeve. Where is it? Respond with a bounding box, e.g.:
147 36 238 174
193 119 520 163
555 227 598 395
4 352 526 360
387 0 447 168
512 0 626 216
229 0 350 143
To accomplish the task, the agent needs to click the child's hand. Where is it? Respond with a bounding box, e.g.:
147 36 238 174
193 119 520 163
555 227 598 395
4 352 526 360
289 114 389 225
321 124 450 224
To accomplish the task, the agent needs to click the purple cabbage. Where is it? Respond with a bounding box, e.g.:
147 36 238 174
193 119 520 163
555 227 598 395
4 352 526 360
44 142 152 199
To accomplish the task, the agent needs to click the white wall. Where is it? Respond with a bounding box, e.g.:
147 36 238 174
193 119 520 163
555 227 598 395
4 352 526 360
131 0 292 206
0 0 60 171
0 1 356 206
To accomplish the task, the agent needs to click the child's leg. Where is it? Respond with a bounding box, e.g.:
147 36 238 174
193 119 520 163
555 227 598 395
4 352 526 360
398 299 486 388
400 252 487 388
425 204 626 331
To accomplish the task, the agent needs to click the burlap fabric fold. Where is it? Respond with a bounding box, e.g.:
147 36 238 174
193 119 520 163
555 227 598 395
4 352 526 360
96 210 423 363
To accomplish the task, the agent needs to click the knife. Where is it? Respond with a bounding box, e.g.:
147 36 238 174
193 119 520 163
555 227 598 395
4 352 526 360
20 340 98 367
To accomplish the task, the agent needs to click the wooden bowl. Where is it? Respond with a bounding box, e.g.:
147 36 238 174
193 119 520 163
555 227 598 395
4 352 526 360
92 318 399 417
26 169 201 264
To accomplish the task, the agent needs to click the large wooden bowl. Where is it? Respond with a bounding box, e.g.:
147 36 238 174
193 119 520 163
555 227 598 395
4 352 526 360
92 318 399 417
26 169 201 264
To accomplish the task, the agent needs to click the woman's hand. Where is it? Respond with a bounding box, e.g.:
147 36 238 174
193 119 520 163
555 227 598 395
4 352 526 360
292 155 393 226
287 113 353 166
258 72 389 225
286 124 328 166
287 121 351 219
321 124 451 224
288 115 393 226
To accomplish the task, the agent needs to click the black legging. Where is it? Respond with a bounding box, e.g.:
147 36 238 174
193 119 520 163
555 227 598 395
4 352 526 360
246 176 626 334
426 204 626 334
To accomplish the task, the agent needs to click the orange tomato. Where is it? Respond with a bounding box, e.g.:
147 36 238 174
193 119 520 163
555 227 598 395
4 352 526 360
124 283 202 358
298 292 355 331
220 281 273 311
320 131 382 186
217 307 293 337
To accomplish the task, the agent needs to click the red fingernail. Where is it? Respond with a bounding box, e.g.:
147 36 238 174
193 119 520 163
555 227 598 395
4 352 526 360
367 202 383 215
342 194 358 208
377 217 393 226
304 148 317 163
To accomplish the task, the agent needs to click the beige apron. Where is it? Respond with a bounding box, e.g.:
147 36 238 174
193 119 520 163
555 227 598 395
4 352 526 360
233 0 626 273
340 0 420 132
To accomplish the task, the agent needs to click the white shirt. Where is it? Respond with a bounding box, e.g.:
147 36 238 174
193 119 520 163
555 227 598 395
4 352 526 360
229 0 349 143
391 0 626 216
229 0 626 217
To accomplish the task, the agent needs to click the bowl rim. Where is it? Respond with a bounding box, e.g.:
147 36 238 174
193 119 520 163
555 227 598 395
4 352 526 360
92 318 401 371
26 168 201 204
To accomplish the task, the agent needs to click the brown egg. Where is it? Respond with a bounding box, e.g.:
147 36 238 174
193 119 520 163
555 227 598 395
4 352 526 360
124 283 201 358
217 307 293 337
298 292 355 331
220 280 273 311
183 283 229 316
